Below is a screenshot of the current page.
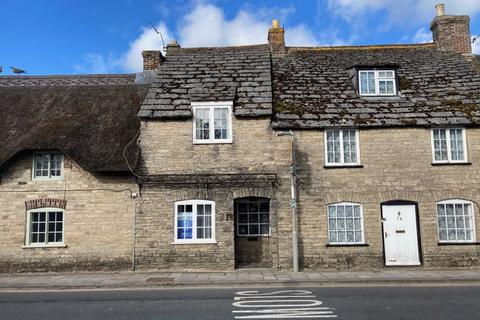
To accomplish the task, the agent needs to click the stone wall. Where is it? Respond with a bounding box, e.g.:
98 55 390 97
137 117 293 270
294 127 480 270
139 116 480 271
0 154 137 273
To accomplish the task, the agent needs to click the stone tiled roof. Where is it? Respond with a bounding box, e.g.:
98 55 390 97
271 44 480 128
139 45 272 119
0 74 137 87
0 75 148 172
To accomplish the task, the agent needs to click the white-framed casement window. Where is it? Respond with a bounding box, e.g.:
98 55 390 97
236 198 270 237
25 208 64 247
327 202 365 245
324 129 360 166
32 152 64 180
192 101 233 144
174 200 216 244
431 128 467 163
359 70 397 96
437 200 476 243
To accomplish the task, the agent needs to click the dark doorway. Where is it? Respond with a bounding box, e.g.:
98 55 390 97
234 197 272 268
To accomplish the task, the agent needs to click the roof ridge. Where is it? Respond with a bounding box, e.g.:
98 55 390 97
0 74 135 79
287 43 435 52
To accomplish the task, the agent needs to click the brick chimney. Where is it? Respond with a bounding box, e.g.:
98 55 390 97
268 19 285 53
142 50 164 71
430 4 472 54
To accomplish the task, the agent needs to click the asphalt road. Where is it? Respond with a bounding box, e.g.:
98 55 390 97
0 285 479 320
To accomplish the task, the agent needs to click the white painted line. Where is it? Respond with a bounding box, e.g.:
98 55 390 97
232 299 323 308
236 290 313 296
235 296 316 300
233 307 332 313
234 314 337 319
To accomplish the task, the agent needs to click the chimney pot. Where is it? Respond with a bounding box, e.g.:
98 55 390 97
268 19 285 54
435 3 445 16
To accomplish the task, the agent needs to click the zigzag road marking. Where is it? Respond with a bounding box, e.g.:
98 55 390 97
232 290 338 319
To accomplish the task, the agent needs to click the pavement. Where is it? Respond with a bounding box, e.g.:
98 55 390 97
0 268 479 291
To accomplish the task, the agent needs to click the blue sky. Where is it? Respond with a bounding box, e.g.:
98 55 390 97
1 0 479 75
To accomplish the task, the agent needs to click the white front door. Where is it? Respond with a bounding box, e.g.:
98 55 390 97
382 204 421 266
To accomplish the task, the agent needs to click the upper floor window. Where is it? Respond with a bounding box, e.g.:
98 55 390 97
32 152 64 180
436 200 475 243
174 200 216 244
359 70 396 96
327 202 365 245
431 128 467 163
192 102 233 144
325 129 360 166
26 208 64 247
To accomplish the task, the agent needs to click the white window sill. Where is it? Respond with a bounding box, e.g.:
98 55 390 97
32 177 64 181
22 244 67 249
193 140 233 145
172 240 218 245
431 161 471 166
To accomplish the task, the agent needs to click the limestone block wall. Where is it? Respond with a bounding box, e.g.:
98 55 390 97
137 117 294 270
294 127 480 270
0 154 137 273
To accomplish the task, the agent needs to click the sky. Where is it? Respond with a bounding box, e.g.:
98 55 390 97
1 0 479 75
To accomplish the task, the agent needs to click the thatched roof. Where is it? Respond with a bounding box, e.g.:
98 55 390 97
0 75 148 172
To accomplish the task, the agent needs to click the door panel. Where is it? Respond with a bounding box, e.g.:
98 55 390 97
382 204 421 266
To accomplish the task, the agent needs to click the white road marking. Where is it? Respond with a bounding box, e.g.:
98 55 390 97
232 290 338 319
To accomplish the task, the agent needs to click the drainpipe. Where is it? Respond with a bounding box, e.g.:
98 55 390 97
277 130 299 272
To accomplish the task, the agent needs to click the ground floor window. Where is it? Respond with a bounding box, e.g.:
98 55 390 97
26 208 64 246
437 200 475 243
174 200 216 244
236 198 270 236
327 202 364 244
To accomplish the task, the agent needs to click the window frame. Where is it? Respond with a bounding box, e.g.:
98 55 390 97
326 202 365 245
192 101 233 144
32 152 64 181
173 199 217 244
236 198 271 237
436 199 476 244
324 129 361 167
358 70 397 96
430 128 468 164
24 207 65 248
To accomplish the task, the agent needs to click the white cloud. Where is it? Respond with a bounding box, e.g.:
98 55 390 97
121 23 172 72
413 27 432 43
178 4 319 48
114 3 320 72
73 53 121 74
328 0 480 26
473 36 480 54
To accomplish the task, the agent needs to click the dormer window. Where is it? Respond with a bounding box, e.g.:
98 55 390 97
32 152 64 181
192 102 233 144
359 70 396 96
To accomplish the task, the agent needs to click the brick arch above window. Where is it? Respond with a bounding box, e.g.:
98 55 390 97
25 198 67 210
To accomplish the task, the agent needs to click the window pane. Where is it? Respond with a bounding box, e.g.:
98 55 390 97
177 206 193 240
50 154 63 177
343 130 357 164
433 129 448 161
326 131 341 164
449 129 464 161
214 108 228 140
195 108 210 140
34 154 50 178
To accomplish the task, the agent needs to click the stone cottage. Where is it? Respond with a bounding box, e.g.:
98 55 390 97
1 4 480 272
